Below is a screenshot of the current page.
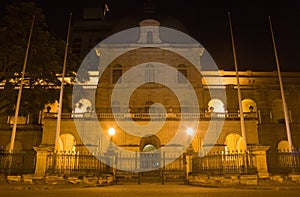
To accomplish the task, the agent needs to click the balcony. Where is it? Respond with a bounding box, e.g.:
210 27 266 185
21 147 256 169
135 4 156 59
42 112 258 121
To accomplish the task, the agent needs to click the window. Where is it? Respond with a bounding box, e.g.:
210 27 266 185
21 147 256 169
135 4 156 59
145 64 155 82
112 65 122 83
177 64 187 83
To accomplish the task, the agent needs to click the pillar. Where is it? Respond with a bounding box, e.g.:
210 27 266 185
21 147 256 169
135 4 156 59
33 146 52 178
248 145 270 178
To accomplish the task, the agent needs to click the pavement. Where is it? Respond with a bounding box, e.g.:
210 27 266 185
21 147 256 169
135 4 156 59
0 178 300 191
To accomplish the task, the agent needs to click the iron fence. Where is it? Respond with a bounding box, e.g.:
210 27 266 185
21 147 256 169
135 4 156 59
0 151 36 176
267 150 300 174
115 152 186 183
192 151 257 175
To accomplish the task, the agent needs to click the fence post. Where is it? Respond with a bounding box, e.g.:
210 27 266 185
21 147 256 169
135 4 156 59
248 145 270 178
161 151 165 184
33 146 52 178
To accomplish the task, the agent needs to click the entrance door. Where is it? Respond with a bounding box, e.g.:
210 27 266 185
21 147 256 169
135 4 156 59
140 144 161 170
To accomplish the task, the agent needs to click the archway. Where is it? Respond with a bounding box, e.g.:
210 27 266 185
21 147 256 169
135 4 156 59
140 135 160 151
74 98 93 113
59 134 76 152
208 99 225 113
140 135 161 169
242 99 257 113
224 133 245 153
277 140 289 152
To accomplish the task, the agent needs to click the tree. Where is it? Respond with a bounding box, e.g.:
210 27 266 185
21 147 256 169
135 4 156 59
0 1 79 122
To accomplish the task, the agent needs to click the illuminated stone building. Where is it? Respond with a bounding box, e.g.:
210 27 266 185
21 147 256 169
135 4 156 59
1 5 300 181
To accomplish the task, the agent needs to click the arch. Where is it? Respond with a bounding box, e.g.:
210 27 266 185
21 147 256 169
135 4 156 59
140 135 161 152
242 98 257 112
277 140 289 152
59 134 76 152
208 99 225 113
143 144 157 152
224 133 245 152
74 98 92 113
44 100 58 113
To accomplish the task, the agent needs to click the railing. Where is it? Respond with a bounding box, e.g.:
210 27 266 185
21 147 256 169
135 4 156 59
0 151 36 176
43 112 258 121
46 151 110 175
192 151 257 175
115 151 186 183
267 150 300 174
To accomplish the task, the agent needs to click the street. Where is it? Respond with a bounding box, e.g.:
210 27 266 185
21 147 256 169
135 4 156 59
0 184 299 197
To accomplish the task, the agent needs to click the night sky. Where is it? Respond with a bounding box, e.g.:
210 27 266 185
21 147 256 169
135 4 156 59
1 0 300 71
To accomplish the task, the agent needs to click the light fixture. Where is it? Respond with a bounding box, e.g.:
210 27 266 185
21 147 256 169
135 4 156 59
108 128 116 136
186 128 194 136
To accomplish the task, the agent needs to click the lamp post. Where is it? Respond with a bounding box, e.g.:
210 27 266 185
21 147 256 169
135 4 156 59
107 128 116 154
106 128 116 174
186 128 195 154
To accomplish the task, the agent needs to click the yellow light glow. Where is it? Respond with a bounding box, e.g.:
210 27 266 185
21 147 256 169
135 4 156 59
186 128 194 136
108 128 116 136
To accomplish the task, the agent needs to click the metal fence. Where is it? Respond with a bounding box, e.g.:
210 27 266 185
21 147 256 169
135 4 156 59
46 151 111 175
267 150 300 174
0 151 36 176
192 151 257 175
115 152 186 183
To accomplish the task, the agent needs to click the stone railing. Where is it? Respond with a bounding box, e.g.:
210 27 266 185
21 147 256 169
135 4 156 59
42 112 258 121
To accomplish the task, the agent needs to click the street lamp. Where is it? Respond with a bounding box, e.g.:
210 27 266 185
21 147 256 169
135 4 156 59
186 128 194 136
107 128 116 154
108 128 116 137
186 128 195 154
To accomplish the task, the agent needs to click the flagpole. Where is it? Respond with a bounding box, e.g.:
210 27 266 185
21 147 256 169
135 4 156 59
54 13 72 151
268 16 293 152
228 12 248 152
8 15 35 153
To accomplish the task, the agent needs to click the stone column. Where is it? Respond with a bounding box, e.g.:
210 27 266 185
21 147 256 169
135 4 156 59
33 146 52 178
248 145 270 178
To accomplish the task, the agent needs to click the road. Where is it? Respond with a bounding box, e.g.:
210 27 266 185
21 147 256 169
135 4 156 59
0 184 299 197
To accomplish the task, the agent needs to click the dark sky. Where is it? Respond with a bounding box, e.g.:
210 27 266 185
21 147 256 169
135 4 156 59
1 0 300 71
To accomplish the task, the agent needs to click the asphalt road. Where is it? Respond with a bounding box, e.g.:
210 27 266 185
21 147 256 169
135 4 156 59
0 184 299 197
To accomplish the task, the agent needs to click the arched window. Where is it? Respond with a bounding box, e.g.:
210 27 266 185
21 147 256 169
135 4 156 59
207 99 225 113
143 144 157 152
177 64 187 83
242 99 257 113
146 31 153 43
112 64 122 83
74 98 92 113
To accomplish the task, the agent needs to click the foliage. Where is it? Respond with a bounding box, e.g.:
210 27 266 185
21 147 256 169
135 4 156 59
0 1 79 117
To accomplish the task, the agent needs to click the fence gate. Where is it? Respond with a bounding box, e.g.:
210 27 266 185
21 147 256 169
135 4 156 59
115 152 186 184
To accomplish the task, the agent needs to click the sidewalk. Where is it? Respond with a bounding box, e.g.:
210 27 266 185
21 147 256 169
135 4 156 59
1 178 300 191
189 178 300 190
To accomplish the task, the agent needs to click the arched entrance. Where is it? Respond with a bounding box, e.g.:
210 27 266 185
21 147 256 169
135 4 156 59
140 135 161 169
225 133 245 153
